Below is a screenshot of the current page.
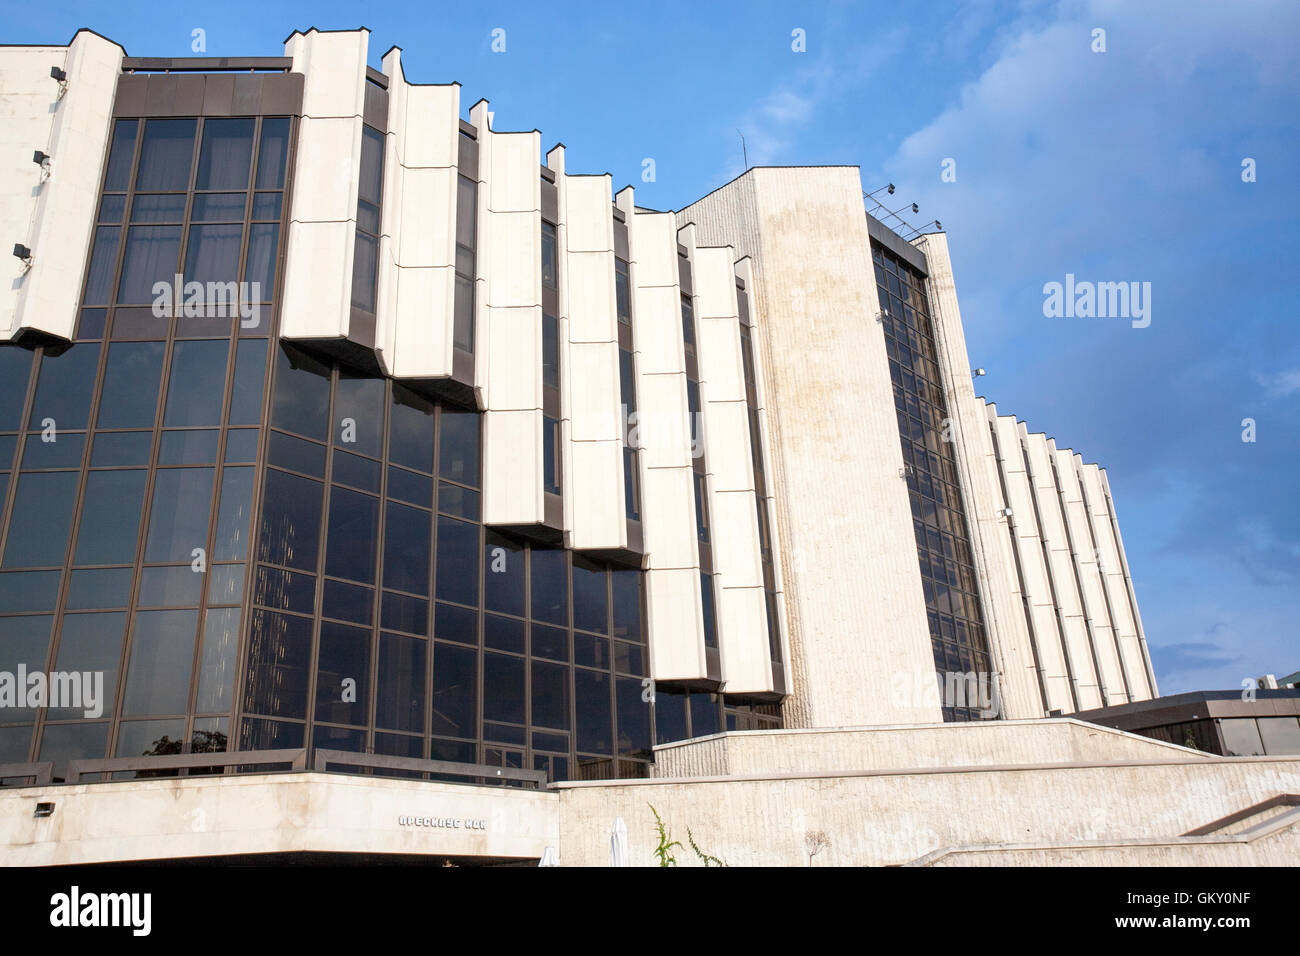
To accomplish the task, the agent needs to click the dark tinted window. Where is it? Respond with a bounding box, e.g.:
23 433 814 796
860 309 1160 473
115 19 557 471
271 345 330 440
530 549 567 626
376 633 425 732
195 118 254 191
29 344 100 431
439 410 479 486
483 531 525 617
255 118 291 190
383 501 430 595
572 558 607 634
435 516 479 605
164 339 229 427
135 119 196 192
389 386 434 472
316 621 370 725
257 469 323 572
145 468 214 563
74 470 147 566
98 342 164 428
242 610 312 718
431 642 476 737
541 222 557 289
3 472 78 568
325 487 379 583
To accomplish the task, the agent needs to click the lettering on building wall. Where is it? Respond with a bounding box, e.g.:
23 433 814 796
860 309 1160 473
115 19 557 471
398 815 488 830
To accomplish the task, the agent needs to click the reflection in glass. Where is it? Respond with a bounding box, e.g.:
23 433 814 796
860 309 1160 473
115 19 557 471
118 225 182 304
123 609 199 716
98 341 164 428
376 633 425 732
29 344 101 431
195 118 254 191
242 609 312 719
316 620 370 725
145 468 214 563
74 470 146 566
135 119 196 192
435 515 478 606
3 472 78 568
257 469 322 572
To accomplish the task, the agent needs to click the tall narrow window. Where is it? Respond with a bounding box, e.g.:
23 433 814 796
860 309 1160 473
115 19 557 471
542 313 559 389
541 223 557 290
543 415 562 495
352 126 384 312
615 258 631 325
454 174 477 351
619 348 639 520
681 295 696 359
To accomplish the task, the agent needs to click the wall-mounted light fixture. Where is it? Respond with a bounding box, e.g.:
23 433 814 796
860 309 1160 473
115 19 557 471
973 368 986 377
50 65 68 99
32 150 52 183
13 243 33 275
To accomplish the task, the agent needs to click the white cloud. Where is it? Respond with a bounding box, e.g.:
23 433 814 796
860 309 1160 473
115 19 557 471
1254 368 1300 398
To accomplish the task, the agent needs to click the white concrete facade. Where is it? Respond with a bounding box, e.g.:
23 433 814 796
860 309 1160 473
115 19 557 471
1 30 124 342
0 26 1156 732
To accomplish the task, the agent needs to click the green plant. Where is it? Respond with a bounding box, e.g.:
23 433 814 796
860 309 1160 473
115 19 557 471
649 804 682 867
687 827 727 867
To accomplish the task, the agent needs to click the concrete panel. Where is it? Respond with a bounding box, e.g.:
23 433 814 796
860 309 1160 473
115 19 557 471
697 317 745 402
279 219 354 339
488 131 540 214
397 165 455 266
290 116 362 224
631 285 685 375
918 233 1040 720
712 490 763 587
1080 462 1152 701
482 409 543 526
634 374 692 470
566 250 616 344
390 266 455 378
486 211 540 309
4 33 123 341
485 305 540 412
567 342 620 442
683 168 940 727
718 585 772 692
286 29 368 119
563 174 613 254
640 467 700 571
568 440 625 550
1056 451 1127 707
646 567 707 681
706 401 755 493
629 212 677 287
401 83 459 170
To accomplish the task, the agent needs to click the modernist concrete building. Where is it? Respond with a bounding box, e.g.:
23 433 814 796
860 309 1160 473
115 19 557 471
1 28 1296 867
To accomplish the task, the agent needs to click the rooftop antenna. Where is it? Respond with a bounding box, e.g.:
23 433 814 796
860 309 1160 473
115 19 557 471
737 129 748 170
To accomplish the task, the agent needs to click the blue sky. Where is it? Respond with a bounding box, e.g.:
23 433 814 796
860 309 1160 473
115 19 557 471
9 0 1298 694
